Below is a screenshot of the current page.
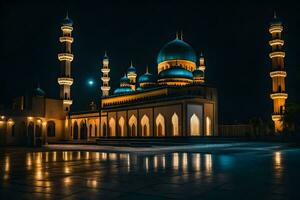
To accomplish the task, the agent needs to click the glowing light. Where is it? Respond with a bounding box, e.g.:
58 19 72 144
37 119 42 124
88 79 94 86
27 116 33 121
1 116 5 120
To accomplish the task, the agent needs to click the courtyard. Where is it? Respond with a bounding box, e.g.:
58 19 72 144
0 142 299 199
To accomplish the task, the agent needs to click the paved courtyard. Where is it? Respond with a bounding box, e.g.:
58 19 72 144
0 142 299 199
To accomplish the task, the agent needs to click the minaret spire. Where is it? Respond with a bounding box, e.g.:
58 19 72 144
176 32 179 39
268 13 287 132
101 51 110 97
57 14 74 112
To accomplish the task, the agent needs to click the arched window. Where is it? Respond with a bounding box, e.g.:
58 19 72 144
205 117 212 136
94 125 97 137
102 123 107 137
35 124 42 137
190 114 200 136
172 113 179 136
156 113 165 136
141 115 150 137
89 124 93 137
80 122 87 140
11 124 15 137
118 117 125 137
47 121 56 137
129 115 137 137
73 121 78 140
109 118 116 137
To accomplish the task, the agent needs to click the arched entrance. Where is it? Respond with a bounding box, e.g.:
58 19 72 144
172 113 179 136
128 115 137 137
155 113 165 137
73 122 79 140
190 114 200 136
80 122 88 140
141 115 150 136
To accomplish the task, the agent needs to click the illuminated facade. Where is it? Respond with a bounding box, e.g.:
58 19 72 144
0 15 218 146
269 13 287 132
87 32 218 139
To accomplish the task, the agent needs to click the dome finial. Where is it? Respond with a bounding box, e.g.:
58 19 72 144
180 30 183 40
66 11 69 19
104 50 107 57
130 60 133 66
200 51 204 57
176 32 179 39
274 10 277 19
146 65 149 74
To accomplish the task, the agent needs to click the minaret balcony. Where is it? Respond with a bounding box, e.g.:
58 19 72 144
101 86 111 91
269 51 285 59
63 99 73 105
269 25 283 34
101 68 110 73
269 39 284 46
59 36 74 43
272 114 283 121
58 77 74 86
270 71 287 78
61 26 73 32
58 53 74 61
270 93 288 100
101 77 110 82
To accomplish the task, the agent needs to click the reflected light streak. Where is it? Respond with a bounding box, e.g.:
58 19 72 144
173 153 179 170
182 153 188 172
193 154 201 171
162 155 166 169
205 154 212 174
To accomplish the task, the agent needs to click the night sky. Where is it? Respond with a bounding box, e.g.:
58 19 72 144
0 0 299 124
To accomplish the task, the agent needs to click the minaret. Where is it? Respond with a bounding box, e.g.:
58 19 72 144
101 52 110 97
127 61 137 91
199 52 206 82
268 12 287 132
57 13 74 112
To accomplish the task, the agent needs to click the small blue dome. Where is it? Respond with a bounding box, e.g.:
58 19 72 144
157 38 197 64
127 65 136 73
138 72 156 83
136 87 143 91
193 69 204 78
158 67 193 80
114 87 133 95
62 16 73 26
120 75 130 84
34 87 46 97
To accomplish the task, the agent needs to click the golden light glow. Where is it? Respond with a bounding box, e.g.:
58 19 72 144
205 154 212 174
37 119 42 124
58 53 74 61
173 153 179 170
58 77 74 86
7 119 14 125
27 116 33 121
270 93 288 100
1 115 5 120
63 99 73 105
269 39 284 46
272 114 283 121
59 36 74 43
269 25 283 34
158 60 196 73
101 68 110 73
101 77 110 82
182 153 188 172
269 51 285 58
61 25 73 32
270 71 287 78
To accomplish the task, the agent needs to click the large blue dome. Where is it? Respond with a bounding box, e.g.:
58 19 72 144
157 38 197 64
120 75 130 84
158 67 193 80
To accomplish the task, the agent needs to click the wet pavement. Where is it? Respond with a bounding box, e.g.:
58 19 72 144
0 142 299 199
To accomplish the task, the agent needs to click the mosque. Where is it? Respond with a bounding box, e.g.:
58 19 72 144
0 13 286 146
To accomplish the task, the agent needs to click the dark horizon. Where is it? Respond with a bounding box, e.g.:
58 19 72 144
0 0 299 124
